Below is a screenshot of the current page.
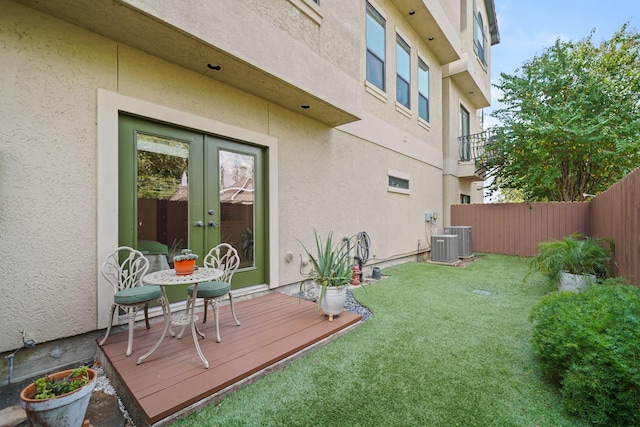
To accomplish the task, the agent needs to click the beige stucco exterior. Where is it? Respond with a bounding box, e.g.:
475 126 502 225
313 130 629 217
0 0 498 379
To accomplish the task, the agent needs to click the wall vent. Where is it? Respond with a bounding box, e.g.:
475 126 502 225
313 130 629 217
444 226 473 258
431 235 459 263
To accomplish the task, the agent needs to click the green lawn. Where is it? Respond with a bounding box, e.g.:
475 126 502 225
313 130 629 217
172 254 587 426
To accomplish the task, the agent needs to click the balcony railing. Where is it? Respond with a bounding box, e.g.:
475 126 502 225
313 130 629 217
458 129 496 179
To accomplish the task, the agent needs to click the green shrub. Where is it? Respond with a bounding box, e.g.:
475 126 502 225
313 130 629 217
530 279 640 426
526 234 614 290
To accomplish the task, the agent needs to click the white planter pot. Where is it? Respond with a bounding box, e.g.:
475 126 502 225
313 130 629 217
558 271 596 293
320 286 347 321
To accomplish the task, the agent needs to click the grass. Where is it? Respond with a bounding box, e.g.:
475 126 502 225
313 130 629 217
172 254 587 426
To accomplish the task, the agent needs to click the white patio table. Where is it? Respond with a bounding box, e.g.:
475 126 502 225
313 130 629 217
138 267 222 369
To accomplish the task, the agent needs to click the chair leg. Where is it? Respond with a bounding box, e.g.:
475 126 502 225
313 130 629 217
211 298 222 343
98 304 117 346
144 304 150 329
229 293 241 326
202 298 209 324
125 308 136 356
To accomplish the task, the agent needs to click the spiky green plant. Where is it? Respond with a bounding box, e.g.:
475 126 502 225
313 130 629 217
300 229 353 310
33 366 91 400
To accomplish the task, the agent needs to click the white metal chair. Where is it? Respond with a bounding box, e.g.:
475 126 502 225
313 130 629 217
185 243 241 342
99 246 167 356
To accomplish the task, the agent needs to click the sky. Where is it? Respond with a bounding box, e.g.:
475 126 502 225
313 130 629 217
485 0 640 127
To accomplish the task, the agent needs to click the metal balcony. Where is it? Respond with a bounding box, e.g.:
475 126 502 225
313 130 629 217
458 129 496 180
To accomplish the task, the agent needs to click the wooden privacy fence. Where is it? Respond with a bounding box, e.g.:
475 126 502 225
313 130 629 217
451 167 640 287
450 202 589 257
590 168 640 288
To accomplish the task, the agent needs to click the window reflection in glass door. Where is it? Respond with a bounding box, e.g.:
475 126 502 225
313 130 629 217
136 134 190 268
219 150 255 268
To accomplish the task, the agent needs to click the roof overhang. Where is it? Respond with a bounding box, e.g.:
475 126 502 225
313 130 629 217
486 0 500 45
390 0 462 64
13 0 361 127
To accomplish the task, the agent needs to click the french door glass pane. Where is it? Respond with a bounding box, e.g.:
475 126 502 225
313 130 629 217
219 150 255 268
136 133 190 268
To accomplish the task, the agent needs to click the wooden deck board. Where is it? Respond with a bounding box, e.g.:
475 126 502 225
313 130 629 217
97 292 361 426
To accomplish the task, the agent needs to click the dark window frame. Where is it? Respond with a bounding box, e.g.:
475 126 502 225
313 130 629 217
395 34 411 108
473 10 487 67
418 58 429 121
388 175 410 190
366 2 386 91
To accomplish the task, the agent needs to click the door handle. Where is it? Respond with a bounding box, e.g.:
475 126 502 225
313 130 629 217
208 221 218 227
195 221 204 227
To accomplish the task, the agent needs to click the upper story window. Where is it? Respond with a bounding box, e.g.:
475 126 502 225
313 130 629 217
418 58 429 122
460 105 471 161
366 2 386 91
473 10 487 67
460 105 470 137
395 34 411 109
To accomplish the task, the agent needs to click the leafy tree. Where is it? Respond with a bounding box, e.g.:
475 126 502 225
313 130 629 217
488 23 640 201
137 140 188 199
494 187 524 203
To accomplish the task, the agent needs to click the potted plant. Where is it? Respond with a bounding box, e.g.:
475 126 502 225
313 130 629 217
300 230 354 321
527 234 614 292
20 365 97 427
173 249 198 275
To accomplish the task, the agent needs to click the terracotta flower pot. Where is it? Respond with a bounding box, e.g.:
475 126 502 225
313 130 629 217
20 368 97 427
174 259 196 275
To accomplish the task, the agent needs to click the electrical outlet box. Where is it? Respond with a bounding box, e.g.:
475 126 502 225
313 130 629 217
425 212 432 221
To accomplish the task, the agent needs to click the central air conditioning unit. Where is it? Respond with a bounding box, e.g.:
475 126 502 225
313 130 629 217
444 226 473 258
431 234 459 263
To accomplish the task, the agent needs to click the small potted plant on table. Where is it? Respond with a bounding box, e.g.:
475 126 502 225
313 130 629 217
20 365 97 427
300 230 354 321
173 249 198 275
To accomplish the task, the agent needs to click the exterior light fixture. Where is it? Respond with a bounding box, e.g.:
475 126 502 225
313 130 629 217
300 105 311 109
207 63 222 71
408 10 415 15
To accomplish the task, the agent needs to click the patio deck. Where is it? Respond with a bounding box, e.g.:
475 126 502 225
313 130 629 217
97 291 361 426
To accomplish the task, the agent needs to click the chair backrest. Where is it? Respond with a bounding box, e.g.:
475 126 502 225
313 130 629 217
203 243 240 284
102 246 150 293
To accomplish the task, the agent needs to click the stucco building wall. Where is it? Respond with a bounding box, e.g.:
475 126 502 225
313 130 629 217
1 0 497 382
1 1 445 354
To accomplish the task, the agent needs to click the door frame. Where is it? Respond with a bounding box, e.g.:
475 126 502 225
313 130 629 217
96 90 279 329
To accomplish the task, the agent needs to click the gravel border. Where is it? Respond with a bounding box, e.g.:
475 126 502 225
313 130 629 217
92 366 134 425
297 283 373 322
